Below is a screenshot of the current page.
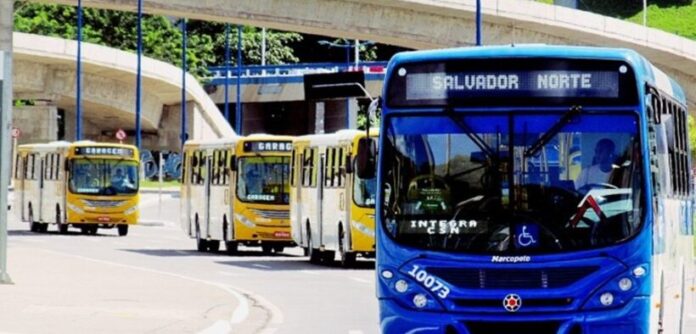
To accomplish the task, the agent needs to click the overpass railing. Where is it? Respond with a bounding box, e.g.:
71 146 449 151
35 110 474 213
207 61 388 83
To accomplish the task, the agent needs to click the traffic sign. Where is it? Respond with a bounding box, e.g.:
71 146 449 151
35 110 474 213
115 129 127 141
11 127 20 139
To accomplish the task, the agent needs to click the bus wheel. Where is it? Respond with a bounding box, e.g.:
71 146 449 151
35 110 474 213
207 240 220 252
272 246 285 254
195 224 208 252
262 245 273 254
339 226 356 268
38 223 49 233
80 226 90 235
56 208 68 234
225 241 238 254
307 227 322 264
28 206 38 233
117 224 129 236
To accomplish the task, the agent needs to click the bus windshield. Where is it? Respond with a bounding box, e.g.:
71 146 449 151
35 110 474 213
381 111 644 254
237 156 290 204
69 158 139 195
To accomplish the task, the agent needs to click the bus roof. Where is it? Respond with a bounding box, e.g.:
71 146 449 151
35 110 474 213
294 129 379 146
386 44 686 105
184 136 240 149
242 133 295 142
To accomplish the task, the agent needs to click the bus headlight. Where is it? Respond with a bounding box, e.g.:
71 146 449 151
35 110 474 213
351 221 374 237
124 206 137 215
583 264 648 310
235 213 256 228
66 202 84 214
413 294 428 308
395 280 409 293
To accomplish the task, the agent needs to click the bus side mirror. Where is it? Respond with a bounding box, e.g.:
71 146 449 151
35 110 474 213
356 138 376 179
230 157 237 172
345 154 353 174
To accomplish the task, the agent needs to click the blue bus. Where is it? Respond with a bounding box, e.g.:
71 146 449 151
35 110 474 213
360 45 695 333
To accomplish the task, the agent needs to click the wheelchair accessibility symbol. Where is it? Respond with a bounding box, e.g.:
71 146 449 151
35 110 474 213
515 224 539 248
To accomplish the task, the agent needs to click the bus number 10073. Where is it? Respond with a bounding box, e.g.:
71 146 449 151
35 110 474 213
407 265 451 299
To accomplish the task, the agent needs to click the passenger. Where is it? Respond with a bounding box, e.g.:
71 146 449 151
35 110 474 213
575 138 616 189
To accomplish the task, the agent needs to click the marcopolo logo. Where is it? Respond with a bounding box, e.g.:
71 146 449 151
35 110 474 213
491 255 532 263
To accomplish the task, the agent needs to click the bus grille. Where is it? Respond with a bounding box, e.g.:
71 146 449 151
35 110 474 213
82 200 125 208
250 209 289 220
429 266 598 289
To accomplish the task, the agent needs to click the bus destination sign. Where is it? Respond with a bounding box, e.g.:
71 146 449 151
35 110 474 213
245 141 292 153
75 147 134 157
406 70 619 100
386 59 637 107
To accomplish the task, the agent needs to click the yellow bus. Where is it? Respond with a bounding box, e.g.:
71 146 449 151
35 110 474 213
181 134 294 253
13 141 140 236
290 129 378 267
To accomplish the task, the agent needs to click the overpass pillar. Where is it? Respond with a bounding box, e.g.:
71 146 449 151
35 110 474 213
13 102 59 145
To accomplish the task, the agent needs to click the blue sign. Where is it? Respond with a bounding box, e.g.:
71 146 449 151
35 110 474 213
514 224 540 249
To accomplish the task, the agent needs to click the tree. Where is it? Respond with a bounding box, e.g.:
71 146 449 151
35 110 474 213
13 3 302 79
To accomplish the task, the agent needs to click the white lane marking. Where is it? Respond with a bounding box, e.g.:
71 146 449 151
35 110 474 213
350 277 371 284
35 249 250 333
198 320 231 334
252 264 271 269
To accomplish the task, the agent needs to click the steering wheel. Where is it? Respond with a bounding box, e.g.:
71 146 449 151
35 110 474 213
90 178 101 188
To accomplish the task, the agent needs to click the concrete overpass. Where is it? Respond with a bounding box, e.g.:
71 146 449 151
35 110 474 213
12 32 234 149
39 0 696 110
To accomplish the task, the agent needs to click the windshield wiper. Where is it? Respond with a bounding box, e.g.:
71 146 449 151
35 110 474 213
444 107 496 160
524 105 582 158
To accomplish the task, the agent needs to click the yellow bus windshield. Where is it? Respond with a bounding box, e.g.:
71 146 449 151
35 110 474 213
69 158 139 195
236 156 290 204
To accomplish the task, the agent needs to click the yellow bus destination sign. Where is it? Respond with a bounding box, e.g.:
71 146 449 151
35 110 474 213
75 146 134 157
244 141 292 153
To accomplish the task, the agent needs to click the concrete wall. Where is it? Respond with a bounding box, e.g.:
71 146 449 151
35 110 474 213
12 104 58 145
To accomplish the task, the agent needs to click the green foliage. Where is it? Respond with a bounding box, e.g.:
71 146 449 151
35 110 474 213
13 3 302 79
689 115 696 157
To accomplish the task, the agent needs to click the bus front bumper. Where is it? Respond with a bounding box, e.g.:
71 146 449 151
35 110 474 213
379 297 649 334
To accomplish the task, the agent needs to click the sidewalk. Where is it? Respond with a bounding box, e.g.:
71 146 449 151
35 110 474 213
0 247 235 334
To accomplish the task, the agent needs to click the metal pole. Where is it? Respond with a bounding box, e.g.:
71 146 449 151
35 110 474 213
236 25 242 134
354 39 359 67
345 42 350 128
135 0 143 149
180 19 187 147
1 0 14 284
261 27 267 66
643 0 647 27
476 0 482 46
158 151 163 218
224 24 230 123
76 0 83 140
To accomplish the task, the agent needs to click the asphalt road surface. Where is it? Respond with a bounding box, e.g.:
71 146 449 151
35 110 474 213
5 191 379 334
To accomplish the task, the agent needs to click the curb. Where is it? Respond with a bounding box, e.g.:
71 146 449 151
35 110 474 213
140 188 180 194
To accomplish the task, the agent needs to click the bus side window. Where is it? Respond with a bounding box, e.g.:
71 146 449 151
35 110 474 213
182 152 188 184
29 154 36 180
14 153 21 180
324 147 333 188
337 147 345 187
290 150 296 187
55 154 61 180
302 147 313 187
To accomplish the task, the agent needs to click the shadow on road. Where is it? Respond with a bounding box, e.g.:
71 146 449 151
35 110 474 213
8 229 120 238
121 248 299 258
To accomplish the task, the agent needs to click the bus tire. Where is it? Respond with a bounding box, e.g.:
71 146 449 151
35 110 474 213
307 225 321 264
262 245 273 254
207 240 220 252
117 224 129 236
272 246 284 253
339 224 356 268
195 221 208 252
56 206 68 234
225 241 238 254
28 206 38 233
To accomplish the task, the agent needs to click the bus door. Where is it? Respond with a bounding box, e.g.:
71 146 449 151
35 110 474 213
317 153 325 246
204 153 213 239
38 157 45 222
228 153 236 241
293 151 303 244
24 154 41 222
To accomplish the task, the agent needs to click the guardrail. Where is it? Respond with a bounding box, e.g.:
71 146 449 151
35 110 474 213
207 61 388 80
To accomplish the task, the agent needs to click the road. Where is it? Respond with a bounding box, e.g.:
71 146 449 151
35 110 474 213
4 191 379 334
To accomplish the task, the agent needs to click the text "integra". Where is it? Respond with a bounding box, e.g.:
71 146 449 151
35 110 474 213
410 219 478 235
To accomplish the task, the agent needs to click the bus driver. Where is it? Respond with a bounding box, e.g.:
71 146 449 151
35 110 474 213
575 138 616 189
